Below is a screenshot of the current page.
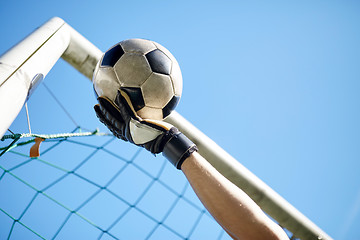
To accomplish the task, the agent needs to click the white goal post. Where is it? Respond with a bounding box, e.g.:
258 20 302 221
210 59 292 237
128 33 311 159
0 17 332 240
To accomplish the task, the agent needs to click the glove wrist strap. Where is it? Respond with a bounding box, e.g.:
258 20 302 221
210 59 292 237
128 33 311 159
162 131 198 169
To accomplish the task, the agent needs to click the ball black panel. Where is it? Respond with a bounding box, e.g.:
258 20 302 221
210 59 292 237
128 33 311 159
145 49 171 75
162 95 180 118
101 44 124 67
120 87 145 111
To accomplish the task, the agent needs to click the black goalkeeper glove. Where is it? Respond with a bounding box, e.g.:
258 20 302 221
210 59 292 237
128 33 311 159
94 90 197 169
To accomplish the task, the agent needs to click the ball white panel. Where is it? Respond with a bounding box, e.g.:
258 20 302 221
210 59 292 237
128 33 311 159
93 66 119 101
120 39 157 54
137 106 163 120
114 52 152 87
170 61 182 96
141 73 174 108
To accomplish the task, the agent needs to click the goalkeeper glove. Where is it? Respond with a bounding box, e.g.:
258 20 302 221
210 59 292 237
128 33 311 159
94 90 197 169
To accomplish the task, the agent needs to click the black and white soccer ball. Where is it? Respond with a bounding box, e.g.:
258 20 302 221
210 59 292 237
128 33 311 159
93 39 182 120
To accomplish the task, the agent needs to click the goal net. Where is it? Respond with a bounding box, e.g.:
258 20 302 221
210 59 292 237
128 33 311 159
0 78 232 239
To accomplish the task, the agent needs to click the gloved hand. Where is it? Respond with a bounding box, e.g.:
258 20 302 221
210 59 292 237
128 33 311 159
94 90 197 169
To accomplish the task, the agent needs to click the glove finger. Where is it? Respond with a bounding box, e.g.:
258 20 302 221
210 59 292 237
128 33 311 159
98 96 125 124
115 89 140 121
98 103 123 132
114 90 167 145
116 90 173 132
94 104 126 140
94 103 127 141
142 119 173 132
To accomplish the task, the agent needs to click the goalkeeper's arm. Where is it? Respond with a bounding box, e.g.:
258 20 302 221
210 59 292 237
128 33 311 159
181 151 289 240
94 90 289 240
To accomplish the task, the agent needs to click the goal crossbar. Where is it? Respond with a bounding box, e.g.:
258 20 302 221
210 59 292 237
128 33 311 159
0 17 332 240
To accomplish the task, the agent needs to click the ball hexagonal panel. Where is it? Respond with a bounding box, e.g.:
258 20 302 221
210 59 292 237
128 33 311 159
137 106 163 120
170 64 182 96
145 49 172 75
120 39 157 54
93 66 119 101
101 44 124 67
141 73 174 108
114 52 152 87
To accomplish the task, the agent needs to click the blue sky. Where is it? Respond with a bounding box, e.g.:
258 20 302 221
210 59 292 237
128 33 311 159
1 1 360 239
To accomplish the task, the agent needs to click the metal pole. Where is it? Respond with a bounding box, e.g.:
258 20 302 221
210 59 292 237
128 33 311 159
61 24 103 80
0 17 70 138
0 17 102 139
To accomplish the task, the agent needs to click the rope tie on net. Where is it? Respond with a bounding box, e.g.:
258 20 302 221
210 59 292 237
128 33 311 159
0 129 109 157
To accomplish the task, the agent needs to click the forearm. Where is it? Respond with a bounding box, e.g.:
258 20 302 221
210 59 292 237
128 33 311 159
181 152 289 240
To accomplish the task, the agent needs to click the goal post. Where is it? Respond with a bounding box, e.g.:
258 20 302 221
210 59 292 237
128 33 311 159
0 18 68 138
0 17 332 240
0 17 102 138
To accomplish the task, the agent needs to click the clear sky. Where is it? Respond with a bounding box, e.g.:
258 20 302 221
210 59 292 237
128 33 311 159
1 1 360 239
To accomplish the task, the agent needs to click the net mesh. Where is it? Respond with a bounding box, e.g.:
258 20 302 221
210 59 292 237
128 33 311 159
0 128 232 240
0 79 232 239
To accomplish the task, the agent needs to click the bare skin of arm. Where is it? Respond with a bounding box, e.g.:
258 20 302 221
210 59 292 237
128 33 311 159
181 151 289 240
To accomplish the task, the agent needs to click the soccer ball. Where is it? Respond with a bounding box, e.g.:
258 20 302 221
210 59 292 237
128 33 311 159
93 39 182 120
